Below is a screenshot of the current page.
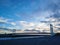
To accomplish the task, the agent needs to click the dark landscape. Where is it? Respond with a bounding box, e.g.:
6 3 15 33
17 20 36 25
0 33 60 45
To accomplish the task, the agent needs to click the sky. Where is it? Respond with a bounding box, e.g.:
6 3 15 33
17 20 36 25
0 0 60 31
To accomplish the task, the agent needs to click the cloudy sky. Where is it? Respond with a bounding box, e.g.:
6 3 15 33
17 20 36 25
0 0 60 30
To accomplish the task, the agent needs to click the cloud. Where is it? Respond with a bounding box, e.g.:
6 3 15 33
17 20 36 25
19 21 35 27
0 16 17 28
0 17 8 24
18 20 49 30
0 0 60 32
47 0 60 19
10 22 16 26
46 17 60 31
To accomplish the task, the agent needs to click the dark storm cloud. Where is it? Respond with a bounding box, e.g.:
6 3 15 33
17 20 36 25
48 0 60 19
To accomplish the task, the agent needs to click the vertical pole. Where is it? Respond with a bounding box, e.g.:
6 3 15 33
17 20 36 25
50 24 54 36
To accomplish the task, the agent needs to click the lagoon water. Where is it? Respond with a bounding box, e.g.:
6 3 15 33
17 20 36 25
0 35 60 45
0 36 45 40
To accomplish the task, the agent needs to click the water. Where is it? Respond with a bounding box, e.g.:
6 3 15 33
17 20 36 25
0 35 60 45
0 36 45 40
